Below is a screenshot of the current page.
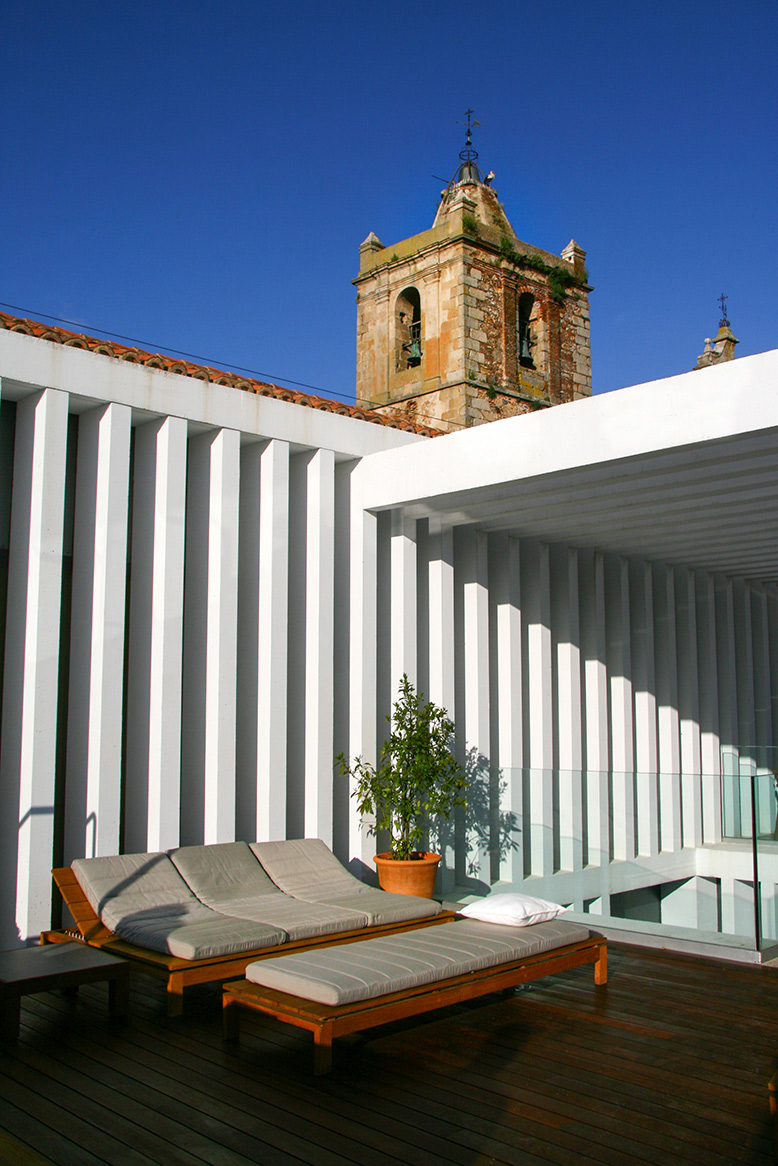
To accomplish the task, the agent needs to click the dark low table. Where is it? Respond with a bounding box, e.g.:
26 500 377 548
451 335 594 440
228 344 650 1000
0 941 130 1039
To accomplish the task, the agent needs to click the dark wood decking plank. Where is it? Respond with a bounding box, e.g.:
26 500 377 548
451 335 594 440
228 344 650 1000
21 989 439 1166
467 1009 769 1154
525 976 775 1106
426 1011 764 1156
320 1045 641 1166
3 1046 228 1166
0 1061 163 1166
445 999 772 1159
66 982 573 1166
365 1038 702 1165
0 945 774 1166
0 1120 58 1166
234 1022 601 1166
14 1014 308 1166
95 965 774 1166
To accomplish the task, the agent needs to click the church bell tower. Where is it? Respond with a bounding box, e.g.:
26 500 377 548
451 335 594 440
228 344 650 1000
354 117 593 432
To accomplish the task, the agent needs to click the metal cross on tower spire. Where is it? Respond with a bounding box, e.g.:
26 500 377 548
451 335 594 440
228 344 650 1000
719 293 730 328
458 108 481 163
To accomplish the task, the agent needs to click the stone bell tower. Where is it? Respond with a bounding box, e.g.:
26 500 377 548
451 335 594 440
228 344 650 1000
354 116 593 432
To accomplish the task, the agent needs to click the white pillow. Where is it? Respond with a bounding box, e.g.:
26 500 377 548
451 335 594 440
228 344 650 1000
458 893 567 927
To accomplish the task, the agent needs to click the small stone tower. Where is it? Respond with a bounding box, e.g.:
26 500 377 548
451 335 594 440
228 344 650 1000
354 121 593 432
695 296 739 369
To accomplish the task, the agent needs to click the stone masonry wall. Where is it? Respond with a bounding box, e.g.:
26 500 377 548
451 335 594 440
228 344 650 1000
463 248 591 406
355 200 592 432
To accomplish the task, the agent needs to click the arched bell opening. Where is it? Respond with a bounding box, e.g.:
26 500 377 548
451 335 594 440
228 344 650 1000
518 293 536 369
395 287 422 372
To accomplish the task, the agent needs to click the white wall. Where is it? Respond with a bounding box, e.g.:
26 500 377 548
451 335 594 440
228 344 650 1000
0 331 426 943
1 328 777 946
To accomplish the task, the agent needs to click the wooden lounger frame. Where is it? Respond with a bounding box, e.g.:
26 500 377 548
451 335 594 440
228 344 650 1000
43 866 457 1017
222 932 607 1074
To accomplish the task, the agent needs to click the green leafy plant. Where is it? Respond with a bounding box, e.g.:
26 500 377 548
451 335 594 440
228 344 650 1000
462 212 479 236
498 233 583 303
337 675 467 859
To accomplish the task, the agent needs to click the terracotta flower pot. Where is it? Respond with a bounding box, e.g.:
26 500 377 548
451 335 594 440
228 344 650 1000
373 851 441 898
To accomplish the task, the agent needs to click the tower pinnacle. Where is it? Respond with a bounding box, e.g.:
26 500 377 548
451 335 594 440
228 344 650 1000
450 109 483 186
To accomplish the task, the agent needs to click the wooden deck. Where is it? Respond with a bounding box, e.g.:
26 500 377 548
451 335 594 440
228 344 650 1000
0 942 775 1165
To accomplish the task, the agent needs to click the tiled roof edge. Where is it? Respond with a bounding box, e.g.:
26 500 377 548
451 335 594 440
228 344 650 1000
0 312 441 437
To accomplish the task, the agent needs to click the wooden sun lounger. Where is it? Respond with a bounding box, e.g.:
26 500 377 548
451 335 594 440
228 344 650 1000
43 866 456 1017
222 932 607 1074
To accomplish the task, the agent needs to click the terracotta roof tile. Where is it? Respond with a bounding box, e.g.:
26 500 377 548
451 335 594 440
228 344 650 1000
0 312 441 437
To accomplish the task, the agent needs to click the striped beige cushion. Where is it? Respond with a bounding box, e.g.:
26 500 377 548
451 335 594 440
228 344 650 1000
251 838 442 925
72 852 285 959
114 908 286 960
245 917 592 1005
73 852 203 929
170 841 369 940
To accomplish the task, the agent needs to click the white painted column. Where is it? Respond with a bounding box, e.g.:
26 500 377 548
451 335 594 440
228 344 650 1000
64 403 131 863
733 579 757 835
606 555 635 862
304 448 335 845
460 525 491 882
767 585 778 749
490 534 522 883
427 518 457 887
676 567 703 849
285 454 307 838
125 416 187 854
348 482 378 867
750 583 773 833
523 539 554 877
630 560 658 857
552 545 583 873
427 519 455 717
579 549 609 868
204 429 240 842
236 443 260 841
0 388 69 945
655 563 682 851
390 510 417 698
716 576 741 835
751 584 773 751
331 461 354 859
696 570 722 843
256 439 290 842
181 428 240 845
733 579 756 754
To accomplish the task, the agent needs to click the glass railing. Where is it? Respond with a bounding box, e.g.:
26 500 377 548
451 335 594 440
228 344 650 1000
440 758 778 959
724 748 778 955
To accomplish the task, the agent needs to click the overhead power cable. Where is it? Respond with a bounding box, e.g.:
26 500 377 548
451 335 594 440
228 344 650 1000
0 299 349 404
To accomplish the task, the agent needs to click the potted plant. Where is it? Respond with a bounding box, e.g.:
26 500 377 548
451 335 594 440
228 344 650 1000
337 674 467 898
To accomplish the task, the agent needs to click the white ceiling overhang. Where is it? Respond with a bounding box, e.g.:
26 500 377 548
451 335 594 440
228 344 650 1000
356 349 778 582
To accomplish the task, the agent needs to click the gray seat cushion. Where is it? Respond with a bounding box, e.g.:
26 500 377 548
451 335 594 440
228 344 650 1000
245 917 592 1005
251 838 443 925
170 841 369 940
113 905 287 961
72 851 285 959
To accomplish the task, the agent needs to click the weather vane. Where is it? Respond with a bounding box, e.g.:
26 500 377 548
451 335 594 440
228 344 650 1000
718 293 730 328
457 108 480 163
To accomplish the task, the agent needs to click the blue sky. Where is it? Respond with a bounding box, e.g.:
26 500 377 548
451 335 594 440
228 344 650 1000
3 0 776 401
